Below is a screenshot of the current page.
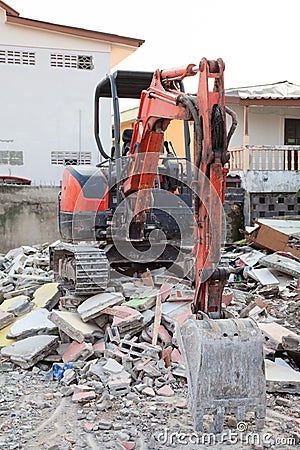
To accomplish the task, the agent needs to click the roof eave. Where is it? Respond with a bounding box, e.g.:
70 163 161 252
0 1 19 16
6 15 144 48
225 95 300 107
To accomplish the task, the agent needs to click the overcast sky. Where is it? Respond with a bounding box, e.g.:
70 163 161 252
8 0 300 91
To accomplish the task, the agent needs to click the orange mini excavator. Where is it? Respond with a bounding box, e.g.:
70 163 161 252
52 58 265 432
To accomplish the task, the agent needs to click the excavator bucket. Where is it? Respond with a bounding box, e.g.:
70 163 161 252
178 316 266 433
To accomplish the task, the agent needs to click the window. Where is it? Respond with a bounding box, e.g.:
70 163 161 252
0 151 23 165
51 151 91 165
50 53 94 70
0 50 35 65
284 119 299 169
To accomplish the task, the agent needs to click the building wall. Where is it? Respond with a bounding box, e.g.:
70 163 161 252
0 185 60 252
227 104 300 146
0 9 112 185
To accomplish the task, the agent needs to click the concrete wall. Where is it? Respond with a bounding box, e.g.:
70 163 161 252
0 186 60 253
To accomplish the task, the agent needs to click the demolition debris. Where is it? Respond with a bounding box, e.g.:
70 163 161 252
0 239 299 448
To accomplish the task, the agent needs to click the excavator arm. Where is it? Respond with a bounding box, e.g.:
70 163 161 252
121 58 234 318
119 58 266 433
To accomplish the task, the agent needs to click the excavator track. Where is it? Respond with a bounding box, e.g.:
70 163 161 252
51 243 109 296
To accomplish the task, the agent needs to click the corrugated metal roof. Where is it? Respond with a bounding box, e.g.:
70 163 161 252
226 81 300 100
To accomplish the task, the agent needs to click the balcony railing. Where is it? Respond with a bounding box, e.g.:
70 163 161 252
228 145 300 171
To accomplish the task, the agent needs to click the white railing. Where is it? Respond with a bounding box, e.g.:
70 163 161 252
228 145 300 171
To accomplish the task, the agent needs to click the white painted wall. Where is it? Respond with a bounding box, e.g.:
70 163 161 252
227 104 300 146
0 10 113 185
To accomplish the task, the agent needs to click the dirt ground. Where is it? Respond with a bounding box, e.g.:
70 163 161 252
0 368 299 450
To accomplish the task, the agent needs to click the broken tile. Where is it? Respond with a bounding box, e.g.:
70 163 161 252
49 310 102 344
78 292 124 322
259 322 298 350
32 283 60 310
248 268 279 286
0 295 30 313
0 310 14 330
6 308 57 340
171 348 183 363
122 294 156 312
6 296 32 316
265 359 300 394
1 335 58 368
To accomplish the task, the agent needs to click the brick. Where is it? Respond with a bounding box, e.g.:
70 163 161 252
171 348 182 363
142 386 155 397
93 341 105 356
72 390 96 403
141 270 154 286
157 385 174 397
158 325 172 344
62 341 94 363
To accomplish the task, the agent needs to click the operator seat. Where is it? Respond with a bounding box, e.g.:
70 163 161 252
122 129 133 156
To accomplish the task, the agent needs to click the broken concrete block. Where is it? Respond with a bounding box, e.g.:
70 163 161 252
119 339 160 360
0 310 14 330
62 341 94 363
106 325 121 344
260 253 300 278
49 310 102 344
6 308 57 340
1 335 58 368
93 314 109 329
259 322 298 350
282 334 300 352
61 368 76 385
112 306 143 335
265 359 300 394
32 282 60 310
78 292 124 322
282 334 300 365
107 378 131 396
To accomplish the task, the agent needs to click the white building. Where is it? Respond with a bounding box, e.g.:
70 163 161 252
0 1 144 185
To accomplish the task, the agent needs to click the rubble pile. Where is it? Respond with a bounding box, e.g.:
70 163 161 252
0 239 299 448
